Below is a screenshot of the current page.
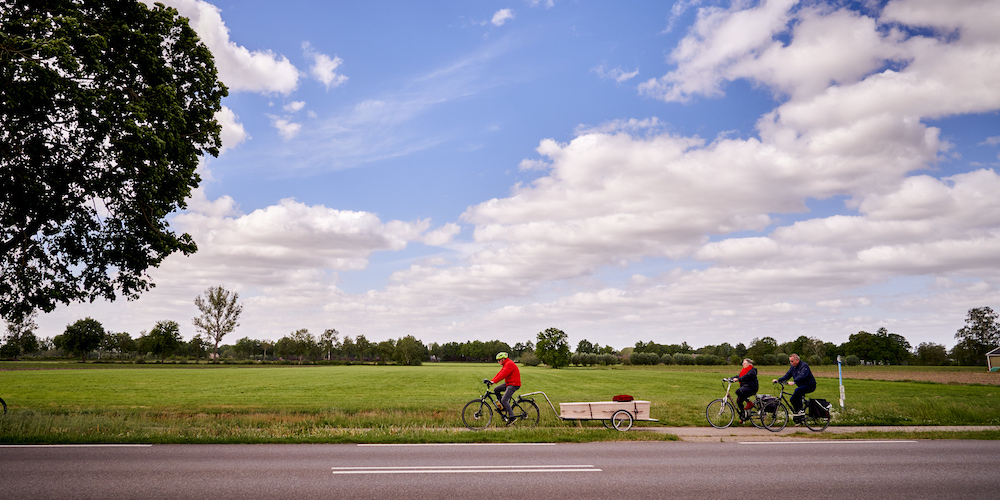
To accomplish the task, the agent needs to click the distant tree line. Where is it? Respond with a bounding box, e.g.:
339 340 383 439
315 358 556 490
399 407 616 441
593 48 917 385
2 307 998 368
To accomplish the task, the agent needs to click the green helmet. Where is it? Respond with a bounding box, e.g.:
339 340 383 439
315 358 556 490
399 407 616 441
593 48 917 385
495 352 509 360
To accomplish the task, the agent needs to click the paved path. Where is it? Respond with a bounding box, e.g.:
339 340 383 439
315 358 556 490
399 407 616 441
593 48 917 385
640 425 1000 441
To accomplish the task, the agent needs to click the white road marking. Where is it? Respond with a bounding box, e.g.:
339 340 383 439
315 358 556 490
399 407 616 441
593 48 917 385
739 440 918 445
332 465 600 475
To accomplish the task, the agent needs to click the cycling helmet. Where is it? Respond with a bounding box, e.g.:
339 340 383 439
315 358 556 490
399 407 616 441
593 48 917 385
495 352 509 360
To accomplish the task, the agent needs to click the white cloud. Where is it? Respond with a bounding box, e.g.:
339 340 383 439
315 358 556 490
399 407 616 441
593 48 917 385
491 9 515 27
214 106 247 153
592 63 640 84
269 116 302 140
173 198 429 276
303 42 349 89
421 223 462 246
284 101 306 113
151 0 299 94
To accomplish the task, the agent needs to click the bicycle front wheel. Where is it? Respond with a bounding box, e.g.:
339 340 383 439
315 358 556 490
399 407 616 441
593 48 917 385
705 399 735 428
761 402 788 432
0 397 5 415
462 399 493 430
510 399 539 428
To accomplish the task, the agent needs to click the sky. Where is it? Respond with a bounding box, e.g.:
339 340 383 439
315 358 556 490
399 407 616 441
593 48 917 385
30 0 1000 351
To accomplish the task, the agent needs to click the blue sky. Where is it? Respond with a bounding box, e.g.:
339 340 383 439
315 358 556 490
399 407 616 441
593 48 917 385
32 0 1000 351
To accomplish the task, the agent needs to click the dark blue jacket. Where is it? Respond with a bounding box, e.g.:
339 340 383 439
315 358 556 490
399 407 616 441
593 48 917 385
778 361 816 389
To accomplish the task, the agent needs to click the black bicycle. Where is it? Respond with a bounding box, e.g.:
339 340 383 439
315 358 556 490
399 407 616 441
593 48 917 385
462 381 540 430
759 381 831 432
1 397 6 415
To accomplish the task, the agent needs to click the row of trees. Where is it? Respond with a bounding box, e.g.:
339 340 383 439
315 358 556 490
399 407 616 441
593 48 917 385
3 307 998 368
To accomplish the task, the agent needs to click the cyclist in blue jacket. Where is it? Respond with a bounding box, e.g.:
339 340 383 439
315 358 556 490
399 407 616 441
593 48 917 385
772 353 816 418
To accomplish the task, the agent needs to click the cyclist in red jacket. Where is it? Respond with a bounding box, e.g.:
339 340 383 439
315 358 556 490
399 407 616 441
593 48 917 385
484 352 521 423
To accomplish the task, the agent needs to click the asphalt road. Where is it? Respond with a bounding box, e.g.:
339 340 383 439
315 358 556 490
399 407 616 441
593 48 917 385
2 440 998 499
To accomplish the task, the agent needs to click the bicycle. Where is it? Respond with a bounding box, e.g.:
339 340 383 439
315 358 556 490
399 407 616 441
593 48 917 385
705 378 765 429
461 381 540 430
759 381 831 432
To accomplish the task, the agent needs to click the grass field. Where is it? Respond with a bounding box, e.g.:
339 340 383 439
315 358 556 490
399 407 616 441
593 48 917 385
0 361 997 443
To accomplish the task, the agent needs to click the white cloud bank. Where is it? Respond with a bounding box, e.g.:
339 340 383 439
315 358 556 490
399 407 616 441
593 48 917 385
347 0 1000 344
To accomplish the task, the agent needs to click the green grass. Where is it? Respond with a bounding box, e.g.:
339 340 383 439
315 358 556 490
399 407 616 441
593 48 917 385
0 362 997 443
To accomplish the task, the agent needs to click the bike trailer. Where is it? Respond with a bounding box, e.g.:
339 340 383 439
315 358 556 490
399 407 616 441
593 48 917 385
558 400 651 421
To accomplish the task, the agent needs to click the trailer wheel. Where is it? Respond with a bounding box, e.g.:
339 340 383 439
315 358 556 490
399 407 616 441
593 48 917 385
611 409 633 431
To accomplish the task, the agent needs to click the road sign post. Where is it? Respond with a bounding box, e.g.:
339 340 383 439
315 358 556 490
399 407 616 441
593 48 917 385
837 355 845 408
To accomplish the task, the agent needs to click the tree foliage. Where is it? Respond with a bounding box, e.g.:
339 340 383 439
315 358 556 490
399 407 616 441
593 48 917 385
914 342 948 366
138 320 182 360
1 310 38 359
535 327 570 368
843 327 911 365
0 0 227 322
56 317 105 361
192 286 244 359
953 306 1000 365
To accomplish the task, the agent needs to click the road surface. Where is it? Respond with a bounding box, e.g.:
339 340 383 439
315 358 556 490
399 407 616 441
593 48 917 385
2 440 997 499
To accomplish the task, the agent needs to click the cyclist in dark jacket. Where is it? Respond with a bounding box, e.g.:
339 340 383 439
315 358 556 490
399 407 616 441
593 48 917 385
773 353 816 416
731 358 758 423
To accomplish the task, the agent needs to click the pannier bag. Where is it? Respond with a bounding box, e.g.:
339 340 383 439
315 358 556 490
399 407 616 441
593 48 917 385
612 394 634 402
808 398 832 418
760 395 779 414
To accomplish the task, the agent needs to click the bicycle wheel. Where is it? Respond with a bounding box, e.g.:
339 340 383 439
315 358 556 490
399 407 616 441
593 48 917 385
705 398 735 428
761 402 788 432
510 399 539 428
611 409 633 431
804 402 831 432
0 397 5 415
462 399 493 430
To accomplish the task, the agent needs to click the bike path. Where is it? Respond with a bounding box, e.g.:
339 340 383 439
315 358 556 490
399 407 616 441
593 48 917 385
640 425 1000 441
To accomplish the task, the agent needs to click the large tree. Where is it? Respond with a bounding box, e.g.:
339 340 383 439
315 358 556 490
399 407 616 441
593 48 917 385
0 0 227 323
192 286 243 359
953 306 1000 365
56 317 105 361
1 310 38 359
536 327 570 368
138 319 181 360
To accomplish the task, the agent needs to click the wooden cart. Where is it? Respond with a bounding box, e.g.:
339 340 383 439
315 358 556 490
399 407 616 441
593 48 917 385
520 391 658 431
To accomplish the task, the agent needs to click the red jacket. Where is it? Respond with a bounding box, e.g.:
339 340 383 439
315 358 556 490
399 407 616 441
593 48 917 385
491 358 521 386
